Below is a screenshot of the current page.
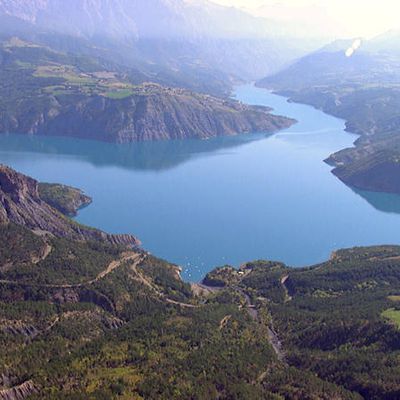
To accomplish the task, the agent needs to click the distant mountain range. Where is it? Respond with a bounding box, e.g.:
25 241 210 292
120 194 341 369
0 0 319 81
257 33 400 195
0 0 279 39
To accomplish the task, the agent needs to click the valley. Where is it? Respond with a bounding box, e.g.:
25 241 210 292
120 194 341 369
1 165 400 399
1 1 400 399
258 37 400 194
4 84 400 282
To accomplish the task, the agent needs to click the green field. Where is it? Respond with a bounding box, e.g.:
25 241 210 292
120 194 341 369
103 89 135 99
382 308 400 328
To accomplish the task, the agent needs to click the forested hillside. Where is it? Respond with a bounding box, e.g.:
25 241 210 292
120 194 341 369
1 166 400 399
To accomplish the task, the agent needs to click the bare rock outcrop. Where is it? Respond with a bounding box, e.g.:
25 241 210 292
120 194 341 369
0 84 296 143
0 380 37 400
0 165 140 248
1 321 39 339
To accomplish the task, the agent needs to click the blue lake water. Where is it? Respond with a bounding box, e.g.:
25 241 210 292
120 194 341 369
1 84 400 281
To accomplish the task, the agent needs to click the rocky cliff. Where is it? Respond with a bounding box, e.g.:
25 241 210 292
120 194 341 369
0 380 37 400
0 165 140 247
0 84 295 143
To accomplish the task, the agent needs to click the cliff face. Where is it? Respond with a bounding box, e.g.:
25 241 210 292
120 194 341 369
0 85 295 143
0 165 140 247
0 380 37 400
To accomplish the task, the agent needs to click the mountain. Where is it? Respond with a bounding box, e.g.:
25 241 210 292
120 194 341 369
0 0 316 81
1 166 400 399
257 38 399 90
0 0 279 39
257 35 400 194
0 38 295 142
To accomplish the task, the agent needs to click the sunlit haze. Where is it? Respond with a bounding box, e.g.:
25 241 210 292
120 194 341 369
210 0 400 38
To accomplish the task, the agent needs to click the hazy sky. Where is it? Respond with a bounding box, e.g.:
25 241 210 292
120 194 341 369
211 0 399 38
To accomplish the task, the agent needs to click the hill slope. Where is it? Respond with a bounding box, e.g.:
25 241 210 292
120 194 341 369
0 38 295 142
1 165 400 399
0 165 139 247
258 36 400 194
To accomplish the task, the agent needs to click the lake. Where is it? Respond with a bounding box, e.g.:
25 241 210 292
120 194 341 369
1 84 400 281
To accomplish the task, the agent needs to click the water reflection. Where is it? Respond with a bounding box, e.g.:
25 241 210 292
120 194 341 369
0 132 266 172
353 187 400 215
2 85 400 281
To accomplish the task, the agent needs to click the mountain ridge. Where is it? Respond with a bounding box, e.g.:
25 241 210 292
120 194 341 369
0 0 317 80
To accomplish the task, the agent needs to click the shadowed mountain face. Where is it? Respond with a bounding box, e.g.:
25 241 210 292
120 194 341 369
258 35 400 194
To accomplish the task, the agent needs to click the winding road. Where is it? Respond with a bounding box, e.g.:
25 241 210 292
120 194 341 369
0 252 144 289
199 283 286 362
